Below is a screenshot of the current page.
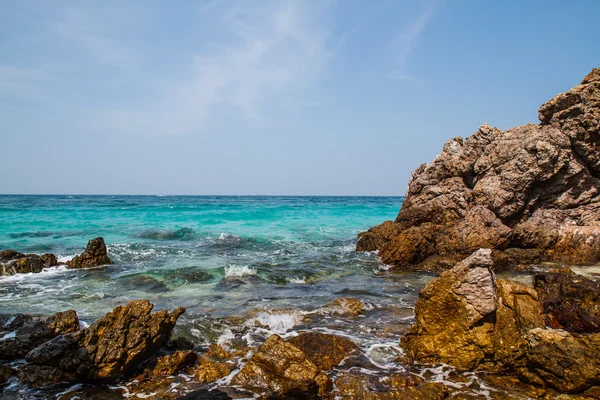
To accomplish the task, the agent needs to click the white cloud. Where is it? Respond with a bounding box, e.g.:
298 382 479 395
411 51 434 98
93 0 336 135
388 4 435 81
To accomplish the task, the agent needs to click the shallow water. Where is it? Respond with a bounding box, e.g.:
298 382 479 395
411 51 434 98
0 195 540 398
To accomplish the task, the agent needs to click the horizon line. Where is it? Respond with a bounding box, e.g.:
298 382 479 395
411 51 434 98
0 193 406 197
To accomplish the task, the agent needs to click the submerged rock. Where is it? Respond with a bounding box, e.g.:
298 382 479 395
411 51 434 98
67 237 113 269
357 67 600 271
0 310 79 360
0 364 12 384
18 300 184 387
401 249 544 371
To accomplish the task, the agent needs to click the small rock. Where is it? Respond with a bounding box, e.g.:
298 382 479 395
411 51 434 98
196 356 231 383
67 237 113 269
325 297 366 315
0 364 12 384
147 350 197 376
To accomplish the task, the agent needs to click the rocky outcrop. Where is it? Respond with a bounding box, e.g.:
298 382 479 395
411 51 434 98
0 310 79 360
403 249 600 395
17 300 184 387
334 371 448 399
401 249 544 371
0 237 113 276
357 67 600 271
67 237 113 269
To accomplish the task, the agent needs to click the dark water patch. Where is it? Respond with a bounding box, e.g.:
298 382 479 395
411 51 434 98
136 227 198 241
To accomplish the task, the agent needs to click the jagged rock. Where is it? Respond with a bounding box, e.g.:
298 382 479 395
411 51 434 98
358 67 600 271
401 249 544 371
67 237 113 269
147 350 197 376
231 334 330 398
519 328 600 394
0 250 45 275
0 310 79 360
287 332 359 370
0 364 12 384
533 271 600 333
18 300 184 387
196 356 231 383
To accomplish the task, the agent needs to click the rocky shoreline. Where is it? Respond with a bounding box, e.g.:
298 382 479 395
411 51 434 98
3 67 600 399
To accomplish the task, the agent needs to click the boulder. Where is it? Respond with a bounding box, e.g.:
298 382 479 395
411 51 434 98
196 356 231 383
231 334 330 399
67 237 113 269
533 271 600 332
0 250 48 275
401 249 544 371
287 332 359 370
358 67 600 271
0 310 79 360
18 300 184 387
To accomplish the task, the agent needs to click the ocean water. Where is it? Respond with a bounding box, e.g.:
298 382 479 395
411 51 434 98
0 195 516 398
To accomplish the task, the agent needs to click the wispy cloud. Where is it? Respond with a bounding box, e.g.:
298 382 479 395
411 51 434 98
388 4 435 81
93 0 336 135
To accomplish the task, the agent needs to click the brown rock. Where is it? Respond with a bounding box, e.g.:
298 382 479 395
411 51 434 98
231 334 327 398
67 237 113 269
533 271 600 333
358 67 600 271
287 332 359 370
147 350 197 376
0 364 12 384
401 249 544 371
20 300 184 387
196 356 231 383
519 328 600 394
334 371 447 400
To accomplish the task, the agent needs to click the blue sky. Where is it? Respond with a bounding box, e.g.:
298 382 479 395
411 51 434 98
1 1 598 195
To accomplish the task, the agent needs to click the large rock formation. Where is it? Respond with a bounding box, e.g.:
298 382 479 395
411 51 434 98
401 249 544 371
403 249 600 396
17 300 184 387
357 67 600 271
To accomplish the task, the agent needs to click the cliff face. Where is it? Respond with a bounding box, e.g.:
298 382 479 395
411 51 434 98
357 67 600 272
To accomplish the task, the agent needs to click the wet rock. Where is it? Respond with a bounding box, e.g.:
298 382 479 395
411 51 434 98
126 275 170 293
196 356 231 383
231 334 329 398
67 237 113 269
324 297 366 315
287 332 359 370
0 364 12 384
0 309 79 360
519 328 600 394
20 300 184 387
0 252 45 275
401 249 544 371
334 371 448 400
41 253 58 268
533 271 600 333
176 389 232 400
147 350 197 376
358 67 600 271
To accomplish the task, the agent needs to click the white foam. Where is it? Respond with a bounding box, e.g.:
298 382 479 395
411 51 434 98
217 329 236 347
288 277 306 284
224 264 256 278
0 265 69 283
248 311 304 334
57 254 75 263
0 331 16 341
